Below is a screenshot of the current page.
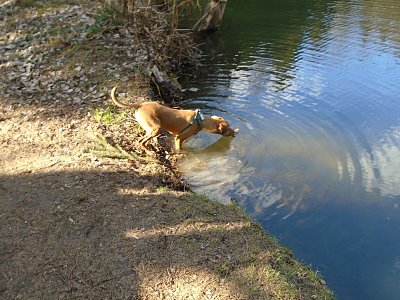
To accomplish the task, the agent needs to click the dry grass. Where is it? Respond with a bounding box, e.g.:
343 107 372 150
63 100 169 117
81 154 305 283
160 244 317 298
98 0 201 71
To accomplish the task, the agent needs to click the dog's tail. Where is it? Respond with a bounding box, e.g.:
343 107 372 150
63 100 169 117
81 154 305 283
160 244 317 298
110 86 142 109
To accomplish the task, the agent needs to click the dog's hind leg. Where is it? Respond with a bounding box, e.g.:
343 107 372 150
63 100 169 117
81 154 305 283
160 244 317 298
135 112 164 154
140 128 161 153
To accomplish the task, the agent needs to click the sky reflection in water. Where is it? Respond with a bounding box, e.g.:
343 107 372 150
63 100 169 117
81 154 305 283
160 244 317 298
179 0 400 299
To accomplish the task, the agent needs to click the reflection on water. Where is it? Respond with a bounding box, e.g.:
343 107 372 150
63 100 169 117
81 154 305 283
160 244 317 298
179 0 400 299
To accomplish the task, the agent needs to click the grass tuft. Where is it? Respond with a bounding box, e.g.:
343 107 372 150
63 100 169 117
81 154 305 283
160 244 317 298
93 105 127 125
91 133 141 161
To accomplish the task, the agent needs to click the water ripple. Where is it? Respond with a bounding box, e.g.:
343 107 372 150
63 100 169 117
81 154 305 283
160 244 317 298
180 2 400 297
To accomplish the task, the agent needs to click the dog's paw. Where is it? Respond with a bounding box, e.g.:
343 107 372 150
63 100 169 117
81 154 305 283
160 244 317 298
172 150 187 157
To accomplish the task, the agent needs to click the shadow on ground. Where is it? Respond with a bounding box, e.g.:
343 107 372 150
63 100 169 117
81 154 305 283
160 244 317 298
0 168 331 299
0 169 251 299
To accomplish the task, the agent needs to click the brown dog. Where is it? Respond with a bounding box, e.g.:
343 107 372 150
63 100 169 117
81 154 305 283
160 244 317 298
110 87 235 152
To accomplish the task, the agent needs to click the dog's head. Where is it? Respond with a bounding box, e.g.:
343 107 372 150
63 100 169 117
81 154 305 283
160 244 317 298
211 116 235 137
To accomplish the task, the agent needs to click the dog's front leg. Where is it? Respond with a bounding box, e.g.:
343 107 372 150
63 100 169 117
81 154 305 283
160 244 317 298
174 126 199 152
174 136 183 152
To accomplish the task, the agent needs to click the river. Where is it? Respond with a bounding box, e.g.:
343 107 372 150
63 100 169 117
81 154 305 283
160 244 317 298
179 0 400 299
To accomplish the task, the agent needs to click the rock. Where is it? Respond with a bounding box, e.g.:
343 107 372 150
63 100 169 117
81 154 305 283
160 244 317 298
4 43 16 50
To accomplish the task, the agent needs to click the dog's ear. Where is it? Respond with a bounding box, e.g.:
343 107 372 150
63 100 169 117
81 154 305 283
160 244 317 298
218 122 228 134
218 120 235 137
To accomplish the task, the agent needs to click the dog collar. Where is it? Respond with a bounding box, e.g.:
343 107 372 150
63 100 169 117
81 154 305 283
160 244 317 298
179 109 204 135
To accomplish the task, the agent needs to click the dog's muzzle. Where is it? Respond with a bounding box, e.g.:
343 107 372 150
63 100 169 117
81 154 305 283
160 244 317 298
225 128 235 137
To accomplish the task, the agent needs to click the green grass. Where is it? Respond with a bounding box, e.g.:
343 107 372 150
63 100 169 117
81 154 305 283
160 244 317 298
16 0 67 12
156 186 170 193
85 6 125 35
93 105 127 125
24 33 33 42
15 0 42 8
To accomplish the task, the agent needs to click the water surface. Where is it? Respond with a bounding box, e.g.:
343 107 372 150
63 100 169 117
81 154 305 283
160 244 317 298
179 0 400 299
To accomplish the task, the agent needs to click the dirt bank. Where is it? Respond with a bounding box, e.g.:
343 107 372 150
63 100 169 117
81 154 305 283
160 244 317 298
0 0 334 299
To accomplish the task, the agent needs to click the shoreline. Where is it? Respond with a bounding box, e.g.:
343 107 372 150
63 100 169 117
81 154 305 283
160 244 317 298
0 0 334 298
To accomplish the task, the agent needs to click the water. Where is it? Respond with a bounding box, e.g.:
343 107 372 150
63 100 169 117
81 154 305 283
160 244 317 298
178 0 400 299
